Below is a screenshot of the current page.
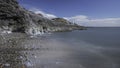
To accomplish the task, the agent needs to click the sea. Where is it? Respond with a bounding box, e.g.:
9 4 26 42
38 27 120 68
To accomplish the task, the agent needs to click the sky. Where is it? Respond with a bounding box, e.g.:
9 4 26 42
18 0 120 27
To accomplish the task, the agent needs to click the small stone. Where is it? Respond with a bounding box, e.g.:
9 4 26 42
24 61 33 67
56 62 60 64
20 56 23 59
34 56 37 58
4 63 10 66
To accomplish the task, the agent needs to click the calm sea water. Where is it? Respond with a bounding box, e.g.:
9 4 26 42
51 27 120 48
41 27 120 68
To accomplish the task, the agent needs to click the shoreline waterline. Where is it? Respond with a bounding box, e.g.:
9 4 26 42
0 27 120 68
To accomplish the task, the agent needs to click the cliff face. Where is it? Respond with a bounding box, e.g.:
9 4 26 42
0 0 26 31
0 0 44 34
0 0 85 35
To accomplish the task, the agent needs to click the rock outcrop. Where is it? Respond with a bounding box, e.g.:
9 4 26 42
0 0 85 35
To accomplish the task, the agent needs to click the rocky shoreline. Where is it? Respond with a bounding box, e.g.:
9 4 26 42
0 0 86 68
0 33 77 68
0 0 86 35
0 33 49 68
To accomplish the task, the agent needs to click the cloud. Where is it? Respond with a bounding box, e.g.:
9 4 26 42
22 6 120 27
64 15 120 27
29 8 57 19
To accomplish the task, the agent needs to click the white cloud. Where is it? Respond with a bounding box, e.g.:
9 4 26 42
25 7 120 27
64 15 120 27
29 8 57 19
